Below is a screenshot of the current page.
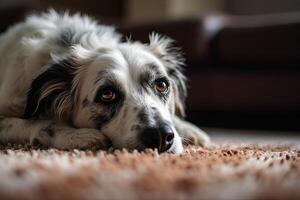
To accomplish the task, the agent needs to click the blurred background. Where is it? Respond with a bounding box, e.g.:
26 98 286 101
1 0 300 135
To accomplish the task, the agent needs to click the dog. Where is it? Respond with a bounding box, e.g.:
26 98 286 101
0 10 210 154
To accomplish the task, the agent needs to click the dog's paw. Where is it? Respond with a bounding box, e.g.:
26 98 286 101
174 117 210 147
181 123 210 147
30 127 112 150
56 128 112 150
68 129 112 150
30 126 54 147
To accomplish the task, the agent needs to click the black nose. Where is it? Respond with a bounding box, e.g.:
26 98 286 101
140 124 174 152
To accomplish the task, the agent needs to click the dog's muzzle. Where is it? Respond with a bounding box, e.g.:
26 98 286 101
140 123 174 152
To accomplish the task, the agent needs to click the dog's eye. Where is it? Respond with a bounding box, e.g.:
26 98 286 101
155 79 169 93
95 86 118 103
101 89 116 102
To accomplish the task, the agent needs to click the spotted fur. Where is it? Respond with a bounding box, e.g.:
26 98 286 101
0 10 210 153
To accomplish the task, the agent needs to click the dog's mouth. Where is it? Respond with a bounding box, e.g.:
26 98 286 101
110 135 182 154
133 143 175 153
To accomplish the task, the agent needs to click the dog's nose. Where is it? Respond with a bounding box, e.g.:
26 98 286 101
140 124 174 152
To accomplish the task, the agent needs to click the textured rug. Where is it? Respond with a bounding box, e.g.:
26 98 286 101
0 143 299 200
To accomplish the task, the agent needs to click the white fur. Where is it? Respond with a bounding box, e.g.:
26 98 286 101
0 10 209 153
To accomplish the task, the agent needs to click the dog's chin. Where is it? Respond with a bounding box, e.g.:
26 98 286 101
113 134 184 154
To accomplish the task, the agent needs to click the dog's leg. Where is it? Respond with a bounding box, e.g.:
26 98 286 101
173 116 210 147
0 117 111 150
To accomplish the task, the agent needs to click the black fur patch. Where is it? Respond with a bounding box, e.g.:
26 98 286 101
22 60 75 118
88 86 125 130
93 102 123 129
94 115 111 129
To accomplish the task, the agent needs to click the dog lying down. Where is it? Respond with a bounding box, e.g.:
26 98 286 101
0 10 210 154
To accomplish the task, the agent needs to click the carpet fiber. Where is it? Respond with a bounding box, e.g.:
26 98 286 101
0 143 299 200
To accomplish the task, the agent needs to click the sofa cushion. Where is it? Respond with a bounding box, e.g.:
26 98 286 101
213 13 300 67
186 68 300 112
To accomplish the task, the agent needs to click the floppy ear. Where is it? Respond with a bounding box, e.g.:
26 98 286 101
148 33 187 118
22 60 76 120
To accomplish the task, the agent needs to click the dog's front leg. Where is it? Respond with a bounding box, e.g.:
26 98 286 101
0 117 111 150
173 116 210 147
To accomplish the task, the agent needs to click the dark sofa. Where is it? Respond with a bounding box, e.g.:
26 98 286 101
1 6 300 130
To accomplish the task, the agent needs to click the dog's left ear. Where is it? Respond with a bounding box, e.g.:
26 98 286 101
22 60 75 120
148 33 187 117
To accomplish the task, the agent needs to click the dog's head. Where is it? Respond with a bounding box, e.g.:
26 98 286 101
23 33 187 153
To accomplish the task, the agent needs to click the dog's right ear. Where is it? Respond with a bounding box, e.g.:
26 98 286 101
22 60 75 119
148 33 187 118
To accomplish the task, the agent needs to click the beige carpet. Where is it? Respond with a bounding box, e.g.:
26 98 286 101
0 143 299 200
